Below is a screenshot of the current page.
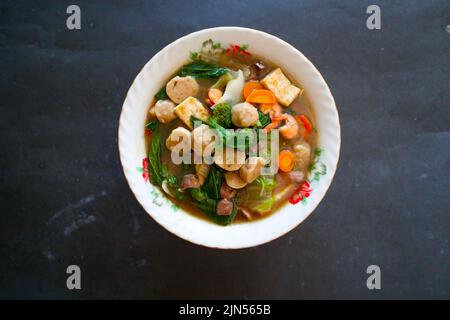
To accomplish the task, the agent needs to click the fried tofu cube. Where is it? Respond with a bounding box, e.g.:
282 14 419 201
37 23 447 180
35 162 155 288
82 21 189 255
261 68 301 106
174 96 209 129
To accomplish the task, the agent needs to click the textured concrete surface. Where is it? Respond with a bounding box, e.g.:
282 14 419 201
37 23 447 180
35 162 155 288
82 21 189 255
0 0 449 299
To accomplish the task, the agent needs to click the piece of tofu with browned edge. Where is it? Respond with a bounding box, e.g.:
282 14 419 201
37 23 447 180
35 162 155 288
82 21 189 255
261 68 301 106
174 96 209 129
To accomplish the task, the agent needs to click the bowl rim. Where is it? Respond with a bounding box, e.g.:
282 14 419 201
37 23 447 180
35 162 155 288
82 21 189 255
118 26 341 249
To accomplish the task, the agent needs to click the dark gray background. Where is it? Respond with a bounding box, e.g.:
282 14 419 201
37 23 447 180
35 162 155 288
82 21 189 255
1 0 449 299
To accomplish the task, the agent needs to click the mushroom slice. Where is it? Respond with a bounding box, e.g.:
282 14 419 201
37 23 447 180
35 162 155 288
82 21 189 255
214 148 245 171
225 172 248 189
239 157 265 183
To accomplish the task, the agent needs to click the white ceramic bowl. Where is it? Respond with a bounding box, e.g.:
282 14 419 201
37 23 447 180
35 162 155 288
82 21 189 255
119 27 340 249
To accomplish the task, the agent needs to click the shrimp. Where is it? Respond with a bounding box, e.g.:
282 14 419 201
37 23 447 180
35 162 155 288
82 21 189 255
263 104 284 133
263 119 281 132
279 114 299 139
259 103 282 116
264 111 284 132
265 113 299 138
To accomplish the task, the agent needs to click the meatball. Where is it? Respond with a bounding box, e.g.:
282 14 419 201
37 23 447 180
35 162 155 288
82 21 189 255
231 102 259 127
293 141 311 170
154 99 176 123
166 127 191 151
166 76 199 104
148 106 157 118
191 124 218 156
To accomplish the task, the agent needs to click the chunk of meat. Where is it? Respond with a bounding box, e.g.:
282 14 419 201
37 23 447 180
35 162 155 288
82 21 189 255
154 99 177 123
246 62 268 81
220 183 236 200
180 174 200 190
216 199 234 216
166 76 199 104
231 102 259 127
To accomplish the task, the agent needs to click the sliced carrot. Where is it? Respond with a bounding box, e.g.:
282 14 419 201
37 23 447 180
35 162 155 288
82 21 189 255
208 88 223 105
245 89 277 104
296 114 313 138
278 150 295 172
243 81 264 99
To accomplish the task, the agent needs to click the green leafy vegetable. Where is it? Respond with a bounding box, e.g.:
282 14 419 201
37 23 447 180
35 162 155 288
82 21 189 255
190 188 208 202
189 51 198 61
180 60 229 78
193 199 238 226
167 175 179 188
191 116 257 151
211 42 222 49
147 125 165 186
236 176 277 214
193 198 217 216
211 103 232 128
254 185 296 213
314 147 324 157
161 163 169 179
240 44 249 51
253 196 275 213
162 178 187 200
255 110 271 128
145 120 159 131
154 87 168 100
202 165 223 199
255 176 277 197
189 166 238 225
